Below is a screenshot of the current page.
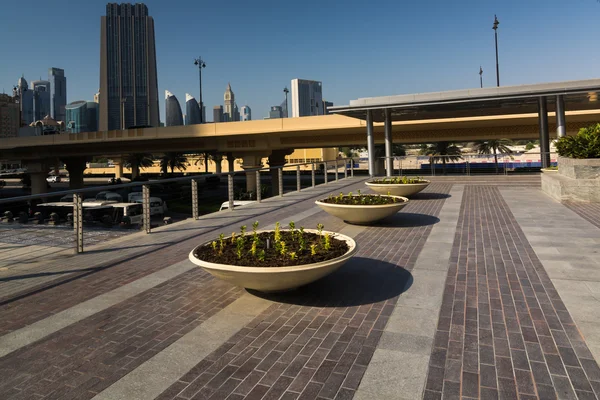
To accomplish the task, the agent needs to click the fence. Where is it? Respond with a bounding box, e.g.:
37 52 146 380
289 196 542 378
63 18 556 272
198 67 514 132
0 158 353 254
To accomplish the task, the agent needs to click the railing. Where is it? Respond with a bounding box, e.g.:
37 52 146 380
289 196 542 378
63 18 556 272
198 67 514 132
378 152 556 176
0 158 354 254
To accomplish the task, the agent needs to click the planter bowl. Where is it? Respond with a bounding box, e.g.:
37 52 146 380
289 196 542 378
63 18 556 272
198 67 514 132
365 179 430 197
315 195 409 225
188 229 357 292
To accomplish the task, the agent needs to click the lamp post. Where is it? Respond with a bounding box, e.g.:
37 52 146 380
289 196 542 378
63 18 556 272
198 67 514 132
479 66 483 88
283 87 289 118
121 98 126 130
493 15 500 87
193 57 206 123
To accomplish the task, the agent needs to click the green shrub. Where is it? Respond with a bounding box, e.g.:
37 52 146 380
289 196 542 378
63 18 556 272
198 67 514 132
525 142 535 150
556 123 600 159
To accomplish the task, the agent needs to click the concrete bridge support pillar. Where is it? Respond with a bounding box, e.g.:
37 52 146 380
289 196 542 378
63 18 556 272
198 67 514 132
384 109 393 177
226 152 235 173
239 153 266 196
22 160 50 195
63 156 87 189
268 149 292 197
213 153 223 175
366 110 375 177
538 97 550 169
556 95 566 138
113 156 123 179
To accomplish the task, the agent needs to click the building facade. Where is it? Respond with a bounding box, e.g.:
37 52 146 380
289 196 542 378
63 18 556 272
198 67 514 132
223 83 240 121
185 93 201 125
240 105 251 121
100 3 159 130
323 101 333 115
213 105 224 123
13 77 33 125
49 67 66 122
65 101 99 133
268 106 283 119
291 78 323 117
31 80 51 122
0 94 20 138
165 90 184 127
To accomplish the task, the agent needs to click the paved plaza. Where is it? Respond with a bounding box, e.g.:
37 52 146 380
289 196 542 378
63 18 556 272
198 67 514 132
0 174 599 399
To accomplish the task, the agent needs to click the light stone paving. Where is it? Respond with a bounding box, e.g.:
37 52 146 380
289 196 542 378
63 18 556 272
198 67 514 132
92 294 274 400
501 187 600 360
354 185 464 400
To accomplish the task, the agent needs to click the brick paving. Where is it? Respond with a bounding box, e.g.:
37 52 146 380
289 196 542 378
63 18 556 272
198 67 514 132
424 186 600 400
153 184 451 400
563 202 600 230
0 179 363 336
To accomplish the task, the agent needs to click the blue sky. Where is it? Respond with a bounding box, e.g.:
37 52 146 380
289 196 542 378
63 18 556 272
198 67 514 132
1 0 599 121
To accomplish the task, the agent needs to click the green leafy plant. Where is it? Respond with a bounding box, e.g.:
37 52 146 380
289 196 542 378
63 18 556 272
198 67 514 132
288 221 295 239
324 234 331 251
274 222 281 242
370 176 428 184
289 251 297 261
211 241 217 253
279 241 287 256
250 240 257 257
321 193 404 205
317 223 324 238
236 237 244 259
556 123 600 159
257 249 266 261
230 232 236 244
218 234 225 254
252 221 259 240
310 244 317 256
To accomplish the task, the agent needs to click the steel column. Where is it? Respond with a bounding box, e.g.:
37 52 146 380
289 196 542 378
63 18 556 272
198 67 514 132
384 109 393 177
191 179 199 220
296 166 301 192
350 158 354 177
344 160 348 179
143 185 151 233
311 163 316 188
228 174 234 211
324 162 328 184
334 161 339 181
74 193 83 254
538 97 551 168
278 168 283 197
256 170 261 202
556 95 566 138
367 110 375 177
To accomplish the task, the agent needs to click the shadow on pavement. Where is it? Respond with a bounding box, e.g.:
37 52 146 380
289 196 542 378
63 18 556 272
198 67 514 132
410 192 451 200
248 257 413 307
373 212 440 228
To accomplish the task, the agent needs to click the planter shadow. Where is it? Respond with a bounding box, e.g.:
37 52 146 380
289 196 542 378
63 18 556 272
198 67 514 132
373 212 440 228
410 192 451 200
248 257 412 307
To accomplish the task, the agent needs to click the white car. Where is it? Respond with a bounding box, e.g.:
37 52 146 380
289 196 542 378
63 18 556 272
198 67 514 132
46 175 61 183
219 201 256 211
129 193 167 216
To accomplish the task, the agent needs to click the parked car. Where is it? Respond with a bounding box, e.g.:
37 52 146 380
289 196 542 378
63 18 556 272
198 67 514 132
83 191 123 203
46 175 61 183
219 200 256 211
108 177 122 184
128 192 167 216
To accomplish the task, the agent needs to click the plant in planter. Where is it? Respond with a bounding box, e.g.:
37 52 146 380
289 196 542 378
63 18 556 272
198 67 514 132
556 123 600 159
189 221 357 292
315 190 409 225
365 176 430 197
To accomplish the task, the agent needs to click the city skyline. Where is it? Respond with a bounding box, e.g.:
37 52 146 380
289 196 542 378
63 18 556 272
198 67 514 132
2 1 600 123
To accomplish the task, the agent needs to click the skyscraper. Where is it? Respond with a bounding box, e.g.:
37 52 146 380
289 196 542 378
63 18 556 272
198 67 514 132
185 93 201 125
213 105 224 123
240 105 251 121
0 94 20 138
223 83 235 122
99 3 159 130
65 101 99 133
268 106 283 119
291 79 323 117
165 90 183 127
323 101 333 115
31 80 51 121
49 67 66 122
14 76 33 125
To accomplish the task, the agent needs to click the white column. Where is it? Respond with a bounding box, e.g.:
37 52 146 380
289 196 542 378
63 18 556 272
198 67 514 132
384 109 393 177
367 110 375 177
556 95 566 138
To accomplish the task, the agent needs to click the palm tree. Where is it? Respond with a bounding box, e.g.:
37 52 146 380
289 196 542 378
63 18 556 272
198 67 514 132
194 152 213 173
124 153 154 180
160 152 188 174
420 142 462 175
474 139 513 174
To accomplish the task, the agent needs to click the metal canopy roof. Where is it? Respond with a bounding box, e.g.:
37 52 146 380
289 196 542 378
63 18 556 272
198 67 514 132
329 79 600 122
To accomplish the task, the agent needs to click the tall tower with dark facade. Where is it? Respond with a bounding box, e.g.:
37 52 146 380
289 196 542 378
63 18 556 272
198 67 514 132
49 67 66 122
99 3 159 130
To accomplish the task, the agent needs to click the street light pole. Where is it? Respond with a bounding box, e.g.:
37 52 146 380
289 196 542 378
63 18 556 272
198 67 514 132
493 15 500 87
479 66 483 88
283 87 289 118
194 57 206 123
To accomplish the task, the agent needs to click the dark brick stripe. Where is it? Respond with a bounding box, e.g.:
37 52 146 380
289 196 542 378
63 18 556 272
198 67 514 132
0 268 244 400
155 184 452 400
564 201 600 230
424 186 600 400
0 179 365 336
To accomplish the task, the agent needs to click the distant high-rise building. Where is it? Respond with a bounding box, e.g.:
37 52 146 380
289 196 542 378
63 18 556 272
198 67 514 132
291 79 323 117
100 3 159 130
268 106 283 119
0 94 20 138
14 76 33 125
223 83 235 122
49 67 66 122
240 105 251 121
185 93 201 125
31 80 51 121
94 90 100 103
165 90 183 126
65 101 99 133
323 101 333 115
213 105 224 123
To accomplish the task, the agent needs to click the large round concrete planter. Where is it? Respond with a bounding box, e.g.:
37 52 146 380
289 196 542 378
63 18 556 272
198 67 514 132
315 195 409 225
365 180 430 197
188 229 357 293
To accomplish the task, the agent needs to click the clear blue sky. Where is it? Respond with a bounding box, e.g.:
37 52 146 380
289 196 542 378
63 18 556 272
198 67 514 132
1 0 599 122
